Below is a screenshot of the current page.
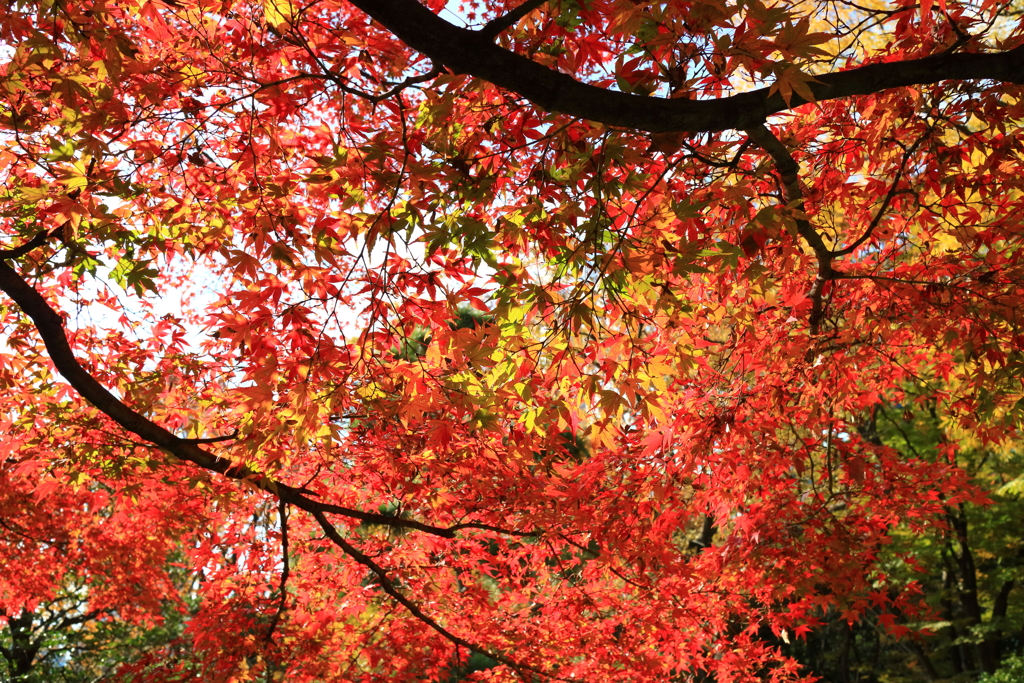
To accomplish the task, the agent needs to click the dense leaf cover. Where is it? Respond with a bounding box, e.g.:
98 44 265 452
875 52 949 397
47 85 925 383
1 0 1023 680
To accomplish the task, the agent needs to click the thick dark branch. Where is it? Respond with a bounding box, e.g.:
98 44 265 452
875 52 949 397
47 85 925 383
312 510 551 679
993 578 1015 620
0 230 53 261
479 0 548 40
345 0 1024 132
697 514 717 550
0 259 501 540
745 124 834 333
745 125 829 255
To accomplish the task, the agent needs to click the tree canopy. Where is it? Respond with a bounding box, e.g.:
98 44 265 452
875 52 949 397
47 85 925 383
1 0 1024 680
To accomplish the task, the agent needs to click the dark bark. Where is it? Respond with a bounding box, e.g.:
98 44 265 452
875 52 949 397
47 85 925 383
941 568 966 676
993 579 1015 621
908 638 941 682
343 0 1024 133
946 505 1000 674
990 579 1016 664
690 514 717 551
838 622 852 683
744 124 834 333
0 610 41 680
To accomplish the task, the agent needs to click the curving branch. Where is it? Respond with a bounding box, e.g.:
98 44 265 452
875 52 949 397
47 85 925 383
0 228 59 260
745 124 834 334
312 510 552 679
831 134 927 258
0 244 529 540
478 0 549 40
344 0 1024 132
0 243 554 679
744 125 829 257
264 498 290 646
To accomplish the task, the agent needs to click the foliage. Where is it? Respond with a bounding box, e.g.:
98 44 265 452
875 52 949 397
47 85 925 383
0 0 1023 680
0 448 210 681
979 655 1024 683
776 399 1024 682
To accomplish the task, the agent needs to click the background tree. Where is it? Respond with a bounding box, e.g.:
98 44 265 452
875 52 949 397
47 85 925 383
1 0 1023 680
0 441 207 681
779 395 1024 682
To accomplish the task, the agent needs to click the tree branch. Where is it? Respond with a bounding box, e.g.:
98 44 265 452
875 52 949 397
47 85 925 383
993 578 1015 620
744 124 834 334
744 125 829 255
181 429 239 444
831 135 927 258
0 258 524 540
311 509 552 679
478 0 548 40
344 0 1024 132
264 498 290 646
0 230 56 261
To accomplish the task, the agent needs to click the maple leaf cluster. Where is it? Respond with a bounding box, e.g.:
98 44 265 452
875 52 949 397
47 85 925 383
0 0 1023 680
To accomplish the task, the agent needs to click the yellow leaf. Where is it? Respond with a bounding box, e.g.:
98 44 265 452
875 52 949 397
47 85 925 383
264 0 297 30
933 232 961 254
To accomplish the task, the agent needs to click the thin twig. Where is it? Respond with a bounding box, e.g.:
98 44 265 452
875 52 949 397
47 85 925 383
182 428 239 444
264 498 291 646
831 135 926 257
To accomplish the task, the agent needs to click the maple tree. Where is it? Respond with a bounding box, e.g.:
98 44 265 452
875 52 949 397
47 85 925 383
1 0 1024 679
